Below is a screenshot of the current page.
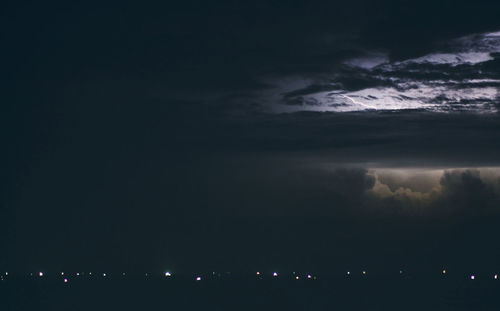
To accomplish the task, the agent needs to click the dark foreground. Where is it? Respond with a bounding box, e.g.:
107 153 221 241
2 275 500 311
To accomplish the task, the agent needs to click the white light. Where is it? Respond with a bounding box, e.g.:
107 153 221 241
61 272 64 276
64 278 68 283
362 271 367 275
122 273 126 276
273 272 278 277
470 275 475 280
256 272 260 275
103 273 106 277
495 274 498 280
76 273 80 276
196 276 201 281
442 270 447 275
295 276 299 280
39 272 44 277
5 272 8 276
307 274 312 279
399 270 403 274
165 272 171 277
89 272 92 276
347 271 350 275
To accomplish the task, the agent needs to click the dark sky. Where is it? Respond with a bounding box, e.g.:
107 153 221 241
2 0 500 275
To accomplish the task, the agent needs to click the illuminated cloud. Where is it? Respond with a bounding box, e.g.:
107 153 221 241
343 53 390 69
249 30 500 113
365 168 500 212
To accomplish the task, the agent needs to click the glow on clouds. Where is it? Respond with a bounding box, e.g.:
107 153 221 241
262 30 500 113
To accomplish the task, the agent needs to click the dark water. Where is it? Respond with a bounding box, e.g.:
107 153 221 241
2 275 500 310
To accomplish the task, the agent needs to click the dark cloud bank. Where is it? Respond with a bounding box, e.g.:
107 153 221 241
5 148 500 274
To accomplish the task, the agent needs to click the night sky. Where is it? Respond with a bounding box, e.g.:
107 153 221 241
3 0 500 276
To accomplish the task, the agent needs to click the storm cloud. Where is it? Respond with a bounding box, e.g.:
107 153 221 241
3 0 500 276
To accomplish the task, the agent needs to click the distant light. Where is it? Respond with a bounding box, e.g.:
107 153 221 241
442 269 446 274
347 271 351 275
273 272 278 277
89 272 92 276
103 273 106 277
470 275 475 280
362 271 367 275
165 272 171 277
256 272 260 275
61 272 64 276
307 274 312 279
39 272 44 277
64 278 68 283
399 270 403 274
122 273 126 276
5 272 8 276
495 274 498 280
196 276 201 281
295 276 299 280
145 273 148 277
76 273 80 276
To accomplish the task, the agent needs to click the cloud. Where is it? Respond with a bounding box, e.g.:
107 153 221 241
368 177 439 203
239 30 500 113
366 168 500 216
343 52 390 69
